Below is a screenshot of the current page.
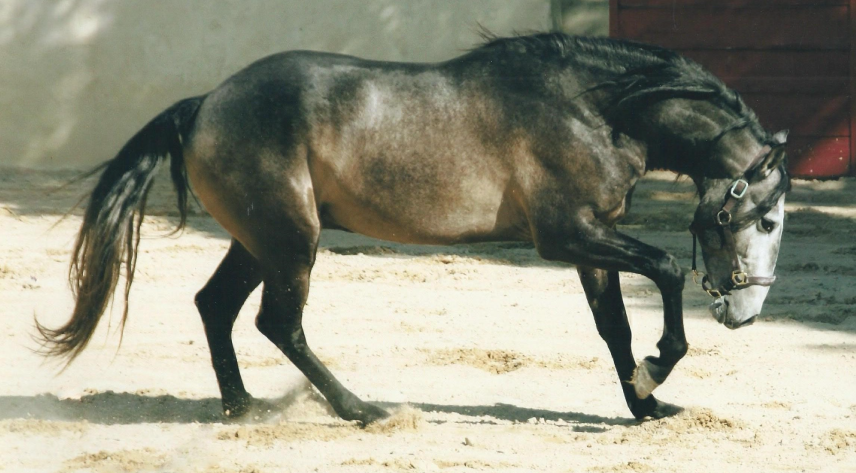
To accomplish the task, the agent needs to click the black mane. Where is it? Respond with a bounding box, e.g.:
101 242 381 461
476 32 769 144
477 31 680 64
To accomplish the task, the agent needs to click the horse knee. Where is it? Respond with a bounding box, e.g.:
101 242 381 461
655 254 685 291
535 237 575 263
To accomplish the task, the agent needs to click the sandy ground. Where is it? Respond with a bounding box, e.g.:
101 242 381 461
1 168 854 473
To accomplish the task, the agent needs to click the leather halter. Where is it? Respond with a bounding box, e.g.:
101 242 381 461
688 145 778 298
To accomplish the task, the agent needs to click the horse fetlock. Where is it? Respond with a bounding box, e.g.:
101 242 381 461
630 357 675 400
630 359 661 399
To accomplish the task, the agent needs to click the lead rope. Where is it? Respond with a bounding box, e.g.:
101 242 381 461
691 233 701 285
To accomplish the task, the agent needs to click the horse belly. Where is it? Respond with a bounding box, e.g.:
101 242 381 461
313 157 522 245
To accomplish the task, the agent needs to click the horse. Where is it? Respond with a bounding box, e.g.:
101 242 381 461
37 33 790 424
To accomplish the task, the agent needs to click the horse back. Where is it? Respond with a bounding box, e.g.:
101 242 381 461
189 50 642 245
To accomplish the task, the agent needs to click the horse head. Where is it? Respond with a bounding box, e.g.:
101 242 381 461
691 130 789 329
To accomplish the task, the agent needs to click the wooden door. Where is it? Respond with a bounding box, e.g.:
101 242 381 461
610 0 856 178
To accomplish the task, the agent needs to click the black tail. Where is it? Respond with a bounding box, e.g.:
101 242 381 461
37 96 205 364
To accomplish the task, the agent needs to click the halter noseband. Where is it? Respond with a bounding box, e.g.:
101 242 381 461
689 145 778 298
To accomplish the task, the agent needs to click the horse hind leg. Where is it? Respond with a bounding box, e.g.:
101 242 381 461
188 134 387 423
245 196 389 425
195 239 262 417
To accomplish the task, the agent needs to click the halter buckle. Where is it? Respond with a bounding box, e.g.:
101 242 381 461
731 270 749 286
729 179 749 199
706 288 723 298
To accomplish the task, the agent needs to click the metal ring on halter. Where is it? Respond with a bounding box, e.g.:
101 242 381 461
701 276 725 298
715 209 732 226
731 270 748 286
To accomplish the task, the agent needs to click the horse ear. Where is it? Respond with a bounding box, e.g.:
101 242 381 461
755 144 787 179
771 129 789 146
749 129 788 179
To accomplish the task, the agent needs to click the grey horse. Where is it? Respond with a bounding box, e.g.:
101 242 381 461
39 33 789 424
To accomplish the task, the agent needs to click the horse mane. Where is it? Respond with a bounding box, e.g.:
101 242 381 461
475 32 769 144
475 30 681 65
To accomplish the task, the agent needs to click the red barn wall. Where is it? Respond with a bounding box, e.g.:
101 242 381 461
610 0 856 178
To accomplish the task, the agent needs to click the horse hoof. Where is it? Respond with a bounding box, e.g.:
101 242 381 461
222 395 254 419
630 396 683 420
352 403 391 426
647 400 684 419
225 396 280 421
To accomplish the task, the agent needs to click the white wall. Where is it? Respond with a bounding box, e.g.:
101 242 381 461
1 0 550 168
552 0 608 37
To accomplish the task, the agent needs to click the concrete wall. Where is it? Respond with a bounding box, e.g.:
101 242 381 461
1 0 550 168
551 0 608 37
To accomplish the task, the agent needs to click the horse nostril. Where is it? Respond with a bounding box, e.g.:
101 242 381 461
709 298 728 323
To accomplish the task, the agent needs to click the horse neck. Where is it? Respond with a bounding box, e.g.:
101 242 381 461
629 99 755 181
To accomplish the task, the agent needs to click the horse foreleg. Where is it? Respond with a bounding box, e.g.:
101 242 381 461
577 267 682 419
536 219 687 418
195 239 263 417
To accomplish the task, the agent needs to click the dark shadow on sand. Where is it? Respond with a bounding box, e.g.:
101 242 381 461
386 401 633 432
0 392 225 424
0 391 634 432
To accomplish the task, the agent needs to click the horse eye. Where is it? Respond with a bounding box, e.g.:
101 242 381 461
759 218 776 233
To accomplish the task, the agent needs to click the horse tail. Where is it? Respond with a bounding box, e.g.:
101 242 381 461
37 95 206 365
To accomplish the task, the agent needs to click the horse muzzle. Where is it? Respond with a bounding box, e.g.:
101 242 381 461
709 298 757 330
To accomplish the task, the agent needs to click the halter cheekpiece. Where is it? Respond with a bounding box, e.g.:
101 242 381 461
689 145 778 298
